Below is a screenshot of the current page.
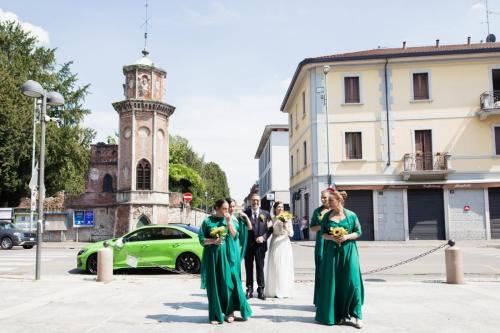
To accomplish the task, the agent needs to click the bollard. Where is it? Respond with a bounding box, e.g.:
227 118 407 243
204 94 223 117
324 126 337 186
97 241 113 283
445 240 464 284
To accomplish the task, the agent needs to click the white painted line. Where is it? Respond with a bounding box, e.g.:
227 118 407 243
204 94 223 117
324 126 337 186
0 262 35 266
0 267 15 271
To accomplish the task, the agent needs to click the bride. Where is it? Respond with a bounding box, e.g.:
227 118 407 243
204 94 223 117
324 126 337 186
264 201 295 298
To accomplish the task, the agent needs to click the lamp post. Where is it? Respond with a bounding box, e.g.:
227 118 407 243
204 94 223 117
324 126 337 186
204 191 208 213
323 65 332 187
21 80 65 280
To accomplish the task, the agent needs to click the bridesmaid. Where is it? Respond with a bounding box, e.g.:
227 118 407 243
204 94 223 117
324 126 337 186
309 189 331 307
315 190 364 328
226 197 252 262
198 199 252 325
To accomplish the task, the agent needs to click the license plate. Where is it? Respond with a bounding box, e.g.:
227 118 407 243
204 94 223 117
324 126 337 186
30 238 35 241
126 255 138 268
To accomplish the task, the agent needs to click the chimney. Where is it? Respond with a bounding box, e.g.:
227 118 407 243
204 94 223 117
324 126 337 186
435 39 440 47
402 41 406 49
467 36 471 45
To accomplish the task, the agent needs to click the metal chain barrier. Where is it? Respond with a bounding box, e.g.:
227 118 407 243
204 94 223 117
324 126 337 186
362 240 455 275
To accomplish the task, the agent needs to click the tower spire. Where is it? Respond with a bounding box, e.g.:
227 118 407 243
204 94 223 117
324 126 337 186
141 0 150 56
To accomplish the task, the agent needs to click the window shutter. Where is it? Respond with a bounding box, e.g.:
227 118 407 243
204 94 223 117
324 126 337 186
413 73 429 100
345 77 360 103
495 127 500 155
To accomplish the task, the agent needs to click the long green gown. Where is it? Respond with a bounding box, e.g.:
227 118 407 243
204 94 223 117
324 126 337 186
310 205 327 307
315 208 364 325
198 216 252 323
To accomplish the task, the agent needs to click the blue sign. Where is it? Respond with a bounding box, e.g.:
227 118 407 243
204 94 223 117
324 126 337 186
74 210 94 227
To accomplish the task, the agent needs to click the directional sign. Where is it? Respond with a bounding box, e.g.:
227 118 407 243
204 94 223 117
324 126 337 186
183 192 193 202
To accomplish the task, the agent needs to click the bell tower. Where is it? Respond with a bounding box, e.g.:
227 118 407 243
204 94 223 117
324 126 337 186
112 49 175 235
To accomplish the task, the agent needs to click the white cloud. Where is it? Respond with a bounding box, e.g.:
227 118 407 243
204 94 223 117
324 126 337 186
83 107 118 143
0 8 50 45
181 2 240 26
170 92 287 202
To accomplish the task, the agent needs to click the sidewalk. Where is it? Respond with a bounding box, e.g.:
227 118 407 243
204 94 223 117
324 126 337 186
40 239 500 250
1 274 499 332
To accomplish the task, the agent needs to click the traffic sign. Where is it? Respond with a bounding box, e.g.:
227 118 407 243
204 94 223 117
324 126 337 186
183 192 193 202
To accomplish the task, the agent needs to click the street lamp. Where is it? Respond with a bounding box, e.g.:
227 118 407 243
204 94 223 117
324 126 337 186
204 191 208 213
323 65 332 187
21 80 65 281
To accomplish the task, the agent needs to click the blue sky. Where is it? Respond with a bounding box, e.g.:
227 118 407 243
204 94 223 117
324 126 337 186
0 0 497 202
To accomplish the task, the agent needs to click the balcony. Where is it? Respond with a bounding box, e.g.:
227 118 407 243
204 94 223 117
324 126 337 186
478 91 500 120
401 152 454 181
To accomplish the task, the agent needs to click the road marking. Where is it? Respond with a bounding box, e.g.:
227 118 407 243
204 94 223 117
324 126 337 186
482 264 500 273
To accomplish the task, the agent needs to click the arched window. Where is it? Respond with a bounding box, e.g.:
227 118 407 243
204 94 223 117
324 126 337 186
136 215 151 229
136 159 151 190
103 174 113 192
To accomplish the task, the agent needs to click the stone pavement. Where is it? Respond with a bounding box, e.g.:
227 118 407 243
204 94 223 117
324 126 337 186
1 274 499 333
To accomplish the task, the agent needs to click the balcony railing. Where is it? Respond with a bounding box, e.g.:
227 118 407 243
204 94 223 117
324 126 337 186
478 91 500 120
402 152 453 180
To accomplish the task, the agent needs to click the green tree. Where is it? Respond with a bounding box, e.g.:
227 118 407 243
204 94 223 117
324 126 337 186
169 163 205 207
202 162 230 209
169 135 204 173
0 22 94 206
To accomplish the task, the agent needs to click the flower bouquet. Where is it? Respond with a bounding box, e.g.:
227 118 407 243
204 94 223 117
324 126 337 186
329 226 348 237
278 211 293 222
210 226 227 239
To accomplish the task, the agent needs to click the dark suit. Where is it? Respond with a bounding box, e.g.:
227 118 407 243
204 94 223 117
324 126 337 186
244 208 273 294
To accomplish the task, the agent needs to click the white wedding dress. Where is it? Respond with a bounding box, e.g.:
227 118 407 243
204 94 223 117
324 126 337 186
264 217 295 298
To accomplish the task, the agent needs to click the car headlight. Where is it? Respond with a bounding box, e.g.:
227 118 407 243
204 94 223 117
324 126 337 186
77 249 86 256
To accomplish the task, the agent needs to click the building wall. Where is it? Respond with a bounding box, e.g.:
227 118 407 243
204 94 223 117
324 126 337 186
376 189 406 241
270 131 290 194
118 111 133 190
448 189 487 240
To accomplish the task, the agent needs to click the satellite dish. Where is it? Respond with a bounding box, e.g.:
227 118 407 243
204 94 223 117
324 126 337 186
486 34 496 43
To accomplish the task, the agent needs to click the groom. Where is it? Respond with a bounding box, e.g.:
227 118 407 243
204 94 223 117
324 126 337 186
244 193 273 300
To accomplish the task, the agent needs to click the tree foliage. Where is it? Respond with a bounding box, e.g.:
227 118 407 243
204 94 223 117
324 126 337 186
0 22 94 206
169 135 229 210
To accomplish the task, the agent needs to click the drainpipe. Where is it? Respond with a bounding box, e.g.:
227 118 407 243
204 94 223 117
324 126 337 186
384 58 391 166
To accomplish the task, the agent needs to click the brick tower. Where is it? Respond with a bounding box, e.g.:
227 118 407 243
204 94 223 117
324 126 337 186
112 49 175 235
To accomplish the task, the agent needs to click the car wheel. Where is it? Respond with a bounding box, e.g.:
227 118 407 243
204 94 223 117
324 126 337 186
23 245 34 249
86 254 98 275
176 252 200 274
1 237 13 250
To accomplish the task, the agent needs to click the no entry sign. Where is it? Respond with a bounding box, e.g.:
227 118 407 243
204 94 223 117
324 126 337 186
183 192 193 202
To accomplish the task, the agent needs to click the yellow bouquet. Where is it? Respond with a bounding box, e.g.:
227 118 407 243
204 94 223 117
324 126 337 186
278 211 293 222
210 226 227 239
329 226 348 237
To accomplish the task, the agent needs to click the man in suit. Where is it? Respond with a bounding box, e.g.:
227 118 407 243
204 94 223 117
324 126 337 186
244 193 273 300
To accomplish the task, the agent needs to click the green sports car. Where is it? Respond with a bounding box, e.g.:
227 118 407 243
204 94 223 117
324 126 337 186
76 224 203 274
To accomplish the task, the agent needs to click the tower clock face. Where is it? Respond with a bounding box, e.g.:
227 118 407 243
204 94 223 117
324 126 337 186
89 168 99 181
123 127 132 139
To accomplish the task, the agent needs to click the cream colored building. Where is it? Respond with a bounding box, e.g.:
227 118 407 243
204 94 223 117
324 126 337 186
281 40 500 240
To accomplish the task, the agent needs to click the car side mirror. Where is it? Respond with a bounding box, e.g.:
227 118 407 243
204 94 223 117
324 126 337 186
115 238 124 248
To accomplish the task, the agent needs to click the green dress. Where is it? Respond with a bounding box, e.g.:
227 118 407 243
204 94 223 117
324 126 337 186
198 216 252 323
315 208 364 325
310 205 327 307
233 214 248 261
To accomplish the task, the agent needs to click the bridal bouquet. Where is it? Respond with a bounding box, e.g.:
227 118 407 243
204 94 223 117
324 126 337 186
210 226 227 239
329 226 348 237
278 211 293 222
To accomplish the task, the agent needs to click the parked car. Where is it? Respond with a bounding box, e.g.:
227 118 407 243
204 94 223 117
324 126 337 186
77 224 203 275
0 221 36 250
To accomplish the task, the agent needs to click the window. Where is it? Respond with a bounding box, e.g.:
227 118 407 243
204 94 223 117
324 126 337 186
291 155 294 175
295 104 298 129
290 114 293 136
302 91 306 116
102 174 113 192
136 159 151 190
296 149 299 172
345 132 363 159
413 72 429 100
153 227 190 240
303 141 307 166
124 228 155 242
344 76 360 103
495 126 500 155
